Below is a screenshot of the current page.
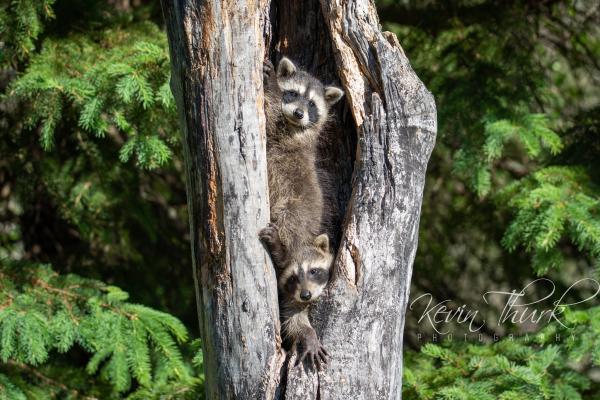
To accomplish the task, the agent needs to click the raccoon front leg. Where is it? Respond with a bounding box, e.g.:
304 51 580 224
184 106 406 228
283 309 328 369
296 327 328 370
263 59 275 81
259 223 288 268
263 59 280 95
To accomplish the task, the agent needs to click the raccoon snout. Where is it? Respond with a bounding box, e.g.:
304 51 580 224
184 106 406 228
300 290 312 301
293 109 304 120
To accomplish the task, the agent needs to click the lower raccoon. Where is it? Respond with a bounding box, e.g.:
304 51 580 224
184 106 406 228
265 230 333 368
259 57 344 368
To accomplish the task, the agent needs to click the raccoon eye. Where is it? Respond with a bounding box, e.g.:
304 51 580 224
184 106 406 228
308 100 316 108
288 275 298 283
286 90 298 98
309 269 319 276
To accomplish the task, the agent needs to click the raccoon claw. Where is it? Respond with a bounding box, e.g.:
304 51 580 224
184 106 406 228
295 333 328 370
263 60 275 80
259 223 280 245
260 223 287 266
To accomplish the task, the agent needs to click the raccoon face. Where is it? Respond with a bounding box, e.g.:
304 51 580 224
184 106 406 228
279 234 333 304
276 57 344 130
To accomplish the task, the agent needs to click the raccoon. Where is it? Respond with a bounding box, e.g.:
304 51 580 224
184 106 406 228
278 234 333 368
260 223 333 368
259 57 344 262
258 57 344 368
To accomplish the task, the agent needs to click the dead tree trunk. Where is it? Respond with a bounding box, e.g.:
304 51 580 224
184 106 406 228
161 0 436 399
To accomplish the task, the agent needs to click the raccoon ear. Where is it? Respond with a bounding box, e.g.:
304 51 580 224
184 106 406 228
324 86 344 106
277 57 297 78
314 234 330 254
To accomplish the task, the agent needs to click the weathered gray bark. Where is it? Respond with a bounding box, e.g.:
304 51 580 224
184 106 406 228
160 2 283 399
161 0 436 399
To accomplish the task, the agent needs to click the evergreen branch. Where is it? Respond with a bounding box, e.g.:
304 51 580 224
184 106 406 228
6 360 98 400
0 261 198 397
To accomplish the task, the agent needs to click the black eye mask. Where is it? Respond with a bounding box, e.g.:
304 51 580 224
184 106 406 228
307 101 320 124
309 268 329 285
282 90 298 103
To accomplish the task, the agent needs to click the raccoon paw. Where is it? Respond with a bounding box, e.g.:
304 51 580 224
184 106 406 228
295 332 328 370
263 59 275 80
259 222 280 246
259 223 286 265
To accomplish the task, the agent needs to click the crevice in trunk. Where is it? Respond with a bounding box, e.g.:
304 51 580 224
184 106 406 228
266 0 358 252
265 2 359 392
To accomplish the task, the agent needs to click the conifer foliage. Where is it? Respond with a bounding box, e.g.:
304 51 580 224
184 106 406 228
9 21 175 169
0 0 56 66
0 261 201 399
1 1 200 398
404 305 600 399
502 166 600 275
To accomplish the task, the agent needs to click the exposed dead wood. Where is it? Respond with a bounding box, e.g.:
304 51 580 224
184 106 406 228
161 0 436 398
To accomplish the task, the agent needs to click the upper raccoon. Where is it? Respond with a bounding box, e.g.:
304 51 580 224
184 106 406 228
260 57 344 259
264 57 344 141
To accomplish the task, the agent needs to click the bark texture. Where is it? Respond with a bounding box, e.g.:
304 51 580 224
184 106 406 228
160 1 283 399
161 0 436 398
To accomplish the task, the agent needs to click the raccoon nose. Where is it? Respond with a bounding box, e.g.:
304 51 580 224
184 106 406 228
293 109 304 119
300 290 312 301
